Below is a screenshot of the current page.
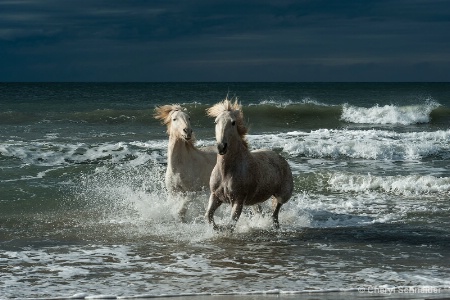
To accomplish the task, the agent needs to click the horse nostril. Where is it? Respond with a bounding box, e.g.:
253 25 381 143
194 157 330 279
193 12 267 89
218 142 228 155
183 128 192 139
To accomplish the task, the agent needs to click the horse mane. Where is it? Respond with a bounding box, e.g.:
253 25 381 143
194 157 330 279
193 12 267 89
154 104 184 125
154 104 196 144
206 97 248 148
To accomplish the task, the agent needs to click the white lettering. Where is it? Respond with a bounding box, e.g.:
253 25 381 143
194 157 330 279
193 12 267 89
360 286 442 294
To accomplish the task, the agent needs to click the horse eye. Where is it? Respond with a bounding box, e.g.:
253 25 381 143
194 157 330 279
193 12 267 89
231 120 236 126
173 118 177 121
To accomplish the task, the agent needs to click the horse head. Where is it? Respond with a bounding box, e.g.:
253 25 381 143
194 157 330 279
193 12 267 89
154 105 193 141
207 98 248 155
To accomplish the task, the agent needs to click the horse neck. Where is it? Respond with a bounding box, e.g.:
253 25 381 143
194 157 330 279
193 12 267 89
167 134 196 169
217 137 250 174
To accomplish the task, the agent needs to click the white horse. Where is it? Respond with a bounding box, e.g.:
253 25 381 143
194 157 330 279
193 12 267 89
205 98 293 231
154 104 216 221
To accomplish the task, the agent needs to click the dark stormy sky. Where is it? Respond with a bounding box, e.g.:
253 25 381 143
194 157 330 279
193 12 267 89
1 0 450 82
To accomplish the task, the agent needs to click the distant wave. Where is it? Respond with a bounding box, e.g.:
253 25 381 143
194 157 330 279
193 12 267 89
0 111 40 124
250 97 330 108
341 101 440 125
0 109 157 125
243 100 447 128
2 100 447 129
69 109 155 124
241 100 447 129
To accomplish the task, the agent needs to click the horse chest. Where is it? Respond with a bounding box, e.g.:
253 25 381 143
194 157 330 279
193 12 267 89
212 179 230 203
212 155 255 203
213 174 250 204
166 168 200 192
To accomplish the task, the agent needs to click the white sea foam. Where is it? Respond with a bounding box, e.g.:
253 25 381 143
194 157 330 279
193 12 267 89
2 128 448 170
248 129 450 160
281 192 401 227
341 101 440 125
329 173 450 196
0 140 167 167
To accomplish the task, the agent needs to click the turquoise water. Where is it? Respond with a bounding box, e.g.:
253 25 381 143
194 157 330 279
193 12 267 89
0 83 449 299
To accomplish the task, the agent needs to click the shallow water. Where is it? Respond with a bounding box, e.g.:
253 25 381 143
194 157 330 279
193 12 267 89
0 83 449 299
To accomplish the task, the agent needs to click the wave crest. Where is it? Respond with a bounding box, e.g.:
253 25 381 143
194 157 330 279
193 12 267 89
251 97 329 108
341 101 440 125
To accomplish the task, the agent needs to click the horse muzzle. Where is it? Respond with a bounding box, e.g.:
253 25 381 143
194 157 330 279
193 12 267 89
217 142 228 155
183 128 193 140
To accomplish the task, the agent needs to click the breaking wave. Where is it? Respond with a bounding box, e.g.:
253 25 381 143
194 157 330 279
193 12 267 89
341 101 441 125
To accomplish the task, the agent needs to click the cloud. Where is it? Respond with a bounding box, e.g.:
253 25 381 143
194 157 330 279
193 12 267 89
1 0 450 81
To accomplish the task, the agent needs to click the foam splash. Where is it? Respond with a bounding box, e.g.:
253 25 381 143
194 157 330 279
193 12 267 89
341 101 440 125
75 161 439 237
76 161 167 219
72 159 228 242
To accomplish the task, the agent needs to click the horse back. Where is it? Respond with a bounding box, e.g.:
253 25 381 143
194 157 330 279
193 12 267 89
247 149 293 205
251 149 291 177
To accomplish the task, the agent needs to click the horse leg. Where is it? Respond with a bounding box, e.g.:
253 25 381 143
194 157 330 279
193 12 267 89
271 196 283 229
177 195 188 223
168 191 188 223
231 201 244 228
205 194 222 230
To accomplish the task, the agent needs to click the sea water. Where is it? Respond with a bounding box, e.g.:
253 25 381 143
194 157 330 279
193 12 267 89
0 83 449 299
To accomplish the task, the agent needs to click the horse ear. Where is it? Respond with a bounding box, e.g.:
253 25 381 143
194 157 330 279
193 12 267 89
231 109 241 120
231 98 241 112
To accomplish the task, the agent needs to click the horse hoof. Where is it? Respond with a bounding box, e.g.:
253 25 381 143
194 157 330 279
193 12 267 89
273 221 280 230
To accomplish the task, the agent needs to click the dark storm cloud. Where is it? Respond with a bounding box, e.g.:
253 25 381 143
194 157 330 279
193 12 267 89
1 0 449 81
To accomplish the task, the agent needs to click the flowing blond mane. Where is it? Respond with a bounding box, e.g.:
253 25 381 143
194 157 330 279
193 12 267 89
154 104 184 125
207 97 248 147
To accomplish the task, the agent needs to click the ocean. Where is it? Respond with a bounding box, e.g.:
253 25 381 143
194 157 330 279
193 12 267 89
0 83 449 299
